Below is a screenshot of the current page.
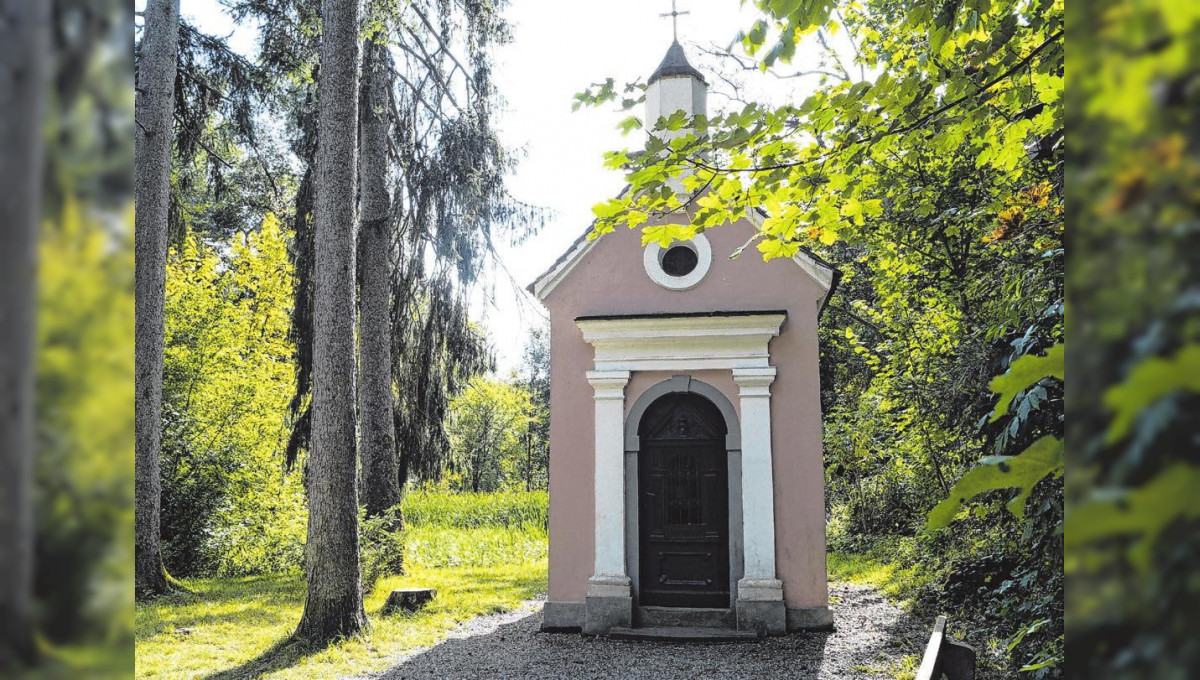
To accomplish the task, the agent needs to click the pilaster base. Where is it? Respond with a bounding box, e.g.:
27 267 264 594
736 577 786 636
584 575 633 635
584 596 633 634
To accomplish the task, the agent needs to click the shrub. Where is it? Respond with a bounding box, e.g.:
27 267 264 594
360 507 406 595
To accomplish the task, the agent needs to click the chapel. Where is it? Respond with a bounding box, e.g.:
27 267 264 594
528 40 839 637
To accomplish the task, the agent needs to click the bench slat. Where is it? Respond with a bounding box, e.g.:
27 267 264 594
915 615 948 680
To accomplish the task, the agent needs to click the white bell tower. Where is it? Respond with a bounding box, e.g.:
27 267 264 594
644 41 708 145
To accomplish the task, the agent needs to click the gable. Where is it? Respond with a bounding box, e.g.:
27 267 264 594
527 209 841 316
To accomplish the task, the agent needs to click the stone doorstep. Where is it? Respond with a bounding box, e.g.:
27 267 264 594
637 606 733 629
607 626 760 643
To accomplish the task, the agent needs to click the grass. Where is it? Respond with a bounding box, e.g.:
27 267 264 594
827 548 934 605
135 491 548 679
401 489 548 530
850 653 920 680
828 551 900 587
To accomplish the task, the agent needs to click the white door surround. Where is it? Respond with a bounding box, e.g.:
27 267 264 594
577 311 788 633
623 375 743 609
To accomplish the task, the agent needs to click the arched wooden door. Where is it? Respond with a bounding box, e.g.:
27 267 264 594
637 392 730 608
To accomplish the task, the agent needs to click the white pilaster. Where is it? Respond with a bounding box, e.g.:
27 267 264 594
587 369 632 596
733 366 784 600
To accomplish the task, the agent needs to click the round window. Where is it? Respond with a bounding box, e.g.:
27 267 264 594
643 233 713 290
661 245 698 277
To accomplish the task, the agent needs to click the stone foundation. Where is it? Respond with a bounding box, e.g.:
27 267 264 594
540 601 584 632
735 599 786 636
786 606 834 631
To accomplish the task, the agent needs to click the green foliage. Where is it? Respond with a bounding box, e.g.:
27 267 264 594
160 214 306 577
405 525 548 569
359 507 406 595
1067 0 1200 674
1102 344 1200 443
1067 464 1200 571
446 377 539 493
36 201 135 644
399 490 549 569
515 326 551 492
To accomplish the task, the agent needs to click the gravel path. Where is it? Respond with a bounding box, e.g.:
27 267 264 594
374 583 928 679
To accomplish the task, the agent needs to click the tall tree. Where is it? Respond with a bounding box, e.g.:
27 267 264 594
270 0 540 495
517 325 551 491
0 0 47 664
134 0 181 599
357 33 401 518
293 0 367 642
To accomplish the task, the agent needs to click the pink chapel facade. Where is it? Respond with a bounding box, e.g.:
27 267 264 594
527 42 839 637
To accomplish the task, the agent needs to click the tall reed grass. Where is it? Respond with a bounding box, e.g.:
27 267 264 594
402 489 548 530
400 490 549 569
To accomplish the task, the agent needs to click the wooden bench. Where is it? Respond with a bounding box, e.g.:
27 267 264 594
916 616 976 680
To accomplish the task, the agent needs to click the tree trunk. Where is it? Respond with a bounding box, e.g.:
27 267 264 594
0 0 47 664
134 0 180 600
357 36 401 519
294 0 367 643
525 431 531 492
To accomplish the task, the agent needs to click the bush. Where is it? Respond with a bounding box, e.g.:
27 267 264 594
360 507 406 595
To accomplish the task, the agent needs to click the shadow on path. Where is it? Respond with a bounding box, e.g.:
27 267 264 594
378 583 927 679
380 610 832 679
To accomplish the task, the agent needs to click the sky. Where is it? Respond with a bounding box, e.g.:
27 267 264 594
179 0 832 373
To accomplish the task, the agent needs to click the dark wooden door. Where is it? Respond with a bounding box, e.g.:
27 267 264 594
638 393 730 608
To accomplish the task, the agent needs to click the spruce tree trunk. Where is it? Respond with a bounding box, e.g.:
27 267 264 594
295 0 368 642
133 0 180 599
357 36 401 520
0 0 47 664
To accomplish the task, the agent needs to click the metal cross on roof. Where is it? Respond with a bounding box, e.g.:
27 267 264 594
659 0 690 42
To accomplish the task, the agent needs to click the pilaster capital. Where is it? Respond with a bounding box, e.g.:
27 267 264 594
587 369 631 400
732 366 777 396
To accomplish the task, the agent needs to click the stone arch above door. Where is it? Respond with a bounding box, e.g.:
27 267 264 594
624 375 741 452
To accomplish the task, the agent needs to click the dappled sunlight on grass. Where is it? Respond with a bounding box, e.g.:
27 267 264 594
135 560 547 679
828 552 899 586
828 551 932 605
136 491 551 679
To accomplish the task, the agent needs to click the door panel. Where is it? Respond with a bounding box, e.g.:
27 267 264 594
638 393 730 608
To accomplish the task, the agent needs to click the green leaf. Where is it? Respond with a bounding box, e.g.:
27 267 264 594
926 436 1063 530
746 19 768 48
1067 464 1200 569
591 198 626 220
617 115 642 136
989 343 1064 422
1103 344 1200 442
641 223 694 247
757 238 800 260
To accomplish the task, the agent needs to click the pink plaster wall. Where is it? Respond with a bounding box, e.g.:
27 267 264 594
542 217 829 610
